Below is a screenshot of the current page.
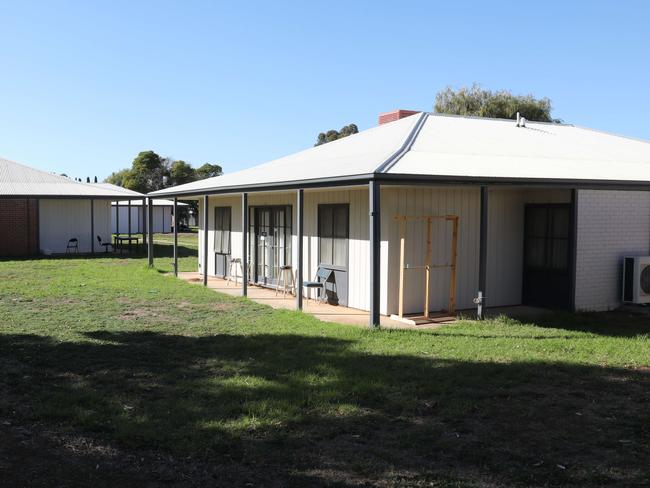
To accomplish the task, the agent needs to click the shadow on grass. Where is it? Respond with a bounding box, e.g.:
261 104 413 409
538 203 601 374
1 330 648 487
513 310 650 338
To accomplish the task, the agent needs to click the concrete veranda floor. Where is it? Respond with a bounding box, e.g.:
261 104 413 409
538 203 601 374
176 272 454 329
176 272 552 329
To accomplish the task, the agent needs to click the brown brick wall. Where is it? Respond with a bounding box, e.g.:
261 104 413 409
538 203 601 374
0 199 39 257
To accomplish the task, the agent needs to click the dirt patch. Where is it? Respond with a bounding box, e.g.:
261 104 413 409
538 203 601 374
119 308 163 321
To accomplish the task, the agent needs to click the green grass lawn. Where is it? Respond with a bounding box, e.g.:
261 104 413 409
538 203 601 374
0 245 648 486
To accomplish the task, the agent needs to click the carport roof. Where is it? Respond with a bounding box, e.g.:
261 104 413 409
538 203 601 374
0 157 144 198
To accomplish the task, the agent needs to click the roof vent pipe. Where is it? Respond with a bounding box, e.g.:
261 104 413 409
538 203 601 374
516 112 526 128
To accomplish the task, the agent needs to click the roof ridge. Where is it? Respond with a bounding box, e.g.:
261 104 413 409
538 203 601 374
375 112 429 173
427 111 574 127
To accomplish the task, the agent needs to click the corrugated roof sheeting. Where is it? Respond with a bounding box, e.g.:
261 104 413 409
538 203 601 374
150 114 420 196
0 157 144 197
150 112 650 197
389 115 650 181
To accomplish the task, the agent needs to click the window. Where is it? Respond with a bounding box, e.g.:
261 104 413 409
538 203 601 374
214 207 231 254
319 204 349 267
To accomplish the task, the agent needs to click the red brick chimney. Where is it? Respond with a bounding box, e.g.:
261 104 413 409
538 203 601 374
378 109 420 125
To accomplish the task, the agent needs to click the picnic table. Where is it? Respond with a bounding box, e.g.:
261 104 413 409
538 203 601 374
114 235 141 254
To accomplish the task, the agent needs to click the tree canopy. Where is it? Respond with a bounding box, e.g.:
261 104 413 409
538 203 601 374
434 84 560 123
314 123 359 146
105 151 222 193
195 163 223 180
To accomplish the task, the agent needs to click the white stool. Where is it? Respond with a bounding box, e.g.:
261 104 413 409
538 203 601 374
228 258 244 286
275 265 295 297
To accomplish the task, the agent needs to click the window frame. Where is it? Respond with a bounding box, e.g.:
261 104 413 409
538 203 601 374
213 206 232 254
317 203 349 270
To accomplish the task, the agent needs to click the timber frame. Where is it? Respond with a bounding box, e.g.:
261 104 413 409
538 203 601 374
392 214 459 323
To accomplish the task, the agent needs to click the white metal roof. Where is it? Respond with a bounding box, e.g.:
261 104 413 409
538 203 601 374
0 157 145 198
390 114 650 182
91 183 144 197
149 114 420 196
146 112 650 197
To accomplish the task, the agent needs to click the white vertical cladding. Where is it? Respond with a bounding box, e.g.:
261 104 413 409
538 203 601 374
204 189 369 309
198 198 214 275
39 199 110 254
93 200 112 243
486 189 525 307
303 187 369 311
575 190 650 311
382 186 572 315
112 205 147 234
201 195 243 276
197 198 204 274
164 206 172 233
382 186 480 315
487 188 572 307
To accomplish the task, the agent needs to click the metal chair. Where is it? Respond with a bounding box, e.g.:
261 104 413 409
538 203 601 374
303 267 334 304
65 238 79 254
97 235 113 253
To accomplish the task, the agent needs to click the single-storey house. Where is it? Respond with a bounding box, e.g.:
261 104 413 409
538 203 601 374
148 111 650 325
0 157 142 256
112 198 187 234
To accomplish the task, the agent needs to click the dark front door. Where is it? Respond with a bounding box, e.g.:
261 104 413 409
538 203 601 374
523 204 572 309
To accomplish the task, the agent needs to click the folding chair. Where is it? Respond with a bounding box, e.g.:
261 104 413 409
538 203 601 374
65 238 79 254
97 235 113 253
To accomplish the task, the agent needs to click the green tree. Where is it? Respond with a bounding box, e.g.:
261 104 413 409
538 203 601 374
434 84 560 122
122 150 169 193
169 160 196 186
195 163 223 180
314 123 359 146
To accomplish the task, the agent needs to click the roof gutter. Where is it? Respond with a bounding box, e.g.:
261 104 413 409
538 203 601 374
373 172 650 191
146 173 376 198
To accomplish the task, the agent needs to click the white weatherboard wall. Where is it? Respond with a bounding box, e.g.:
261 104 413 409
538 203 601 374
39 199 111 254
575 190 650 311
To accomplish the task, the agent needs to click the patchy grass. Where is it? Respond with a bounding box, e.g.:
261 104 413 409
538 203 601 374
0 248 648 487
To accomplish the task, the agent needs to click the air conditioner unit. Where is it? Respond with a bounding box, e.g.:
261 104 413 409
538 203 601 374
622 257 650 304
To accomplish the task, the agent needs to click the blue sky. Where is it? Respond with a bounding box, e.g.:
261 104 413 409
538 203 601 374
1 1 649 180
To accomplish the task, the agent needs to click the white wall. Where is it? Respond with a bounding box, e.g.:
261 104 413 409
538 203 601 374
198 189 370 310
39 199 111 254
575 190 650 311
197 186 570 315
487 188 572 307
112 206 173 234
